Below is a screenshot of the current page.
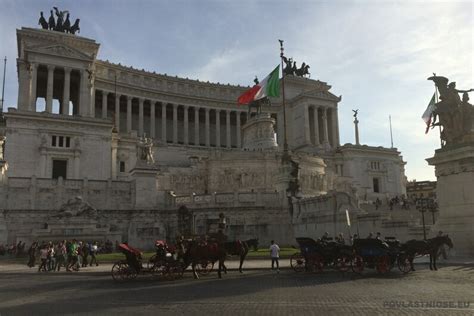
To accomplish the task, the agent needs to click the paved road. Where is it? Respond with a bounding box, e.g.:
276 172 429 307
0 261 473 315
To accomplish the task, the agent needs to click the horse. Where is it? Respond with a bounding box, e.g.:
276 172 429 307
48 10 56 30
244 238 259 252
221 240 249 273
63 13 71 33
38 12 48 29
183 239 226 279
402 235 453 271
70 19 80 35
295 63 310 77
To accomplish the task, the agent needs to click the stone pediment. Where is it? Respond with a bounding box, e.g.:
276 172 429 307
28 44 92 60
301 88 341 102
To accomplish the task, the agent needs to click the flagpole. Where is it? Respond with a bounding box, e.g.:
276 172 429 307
1 57 6 113
389 115 393 148
279 40 289 160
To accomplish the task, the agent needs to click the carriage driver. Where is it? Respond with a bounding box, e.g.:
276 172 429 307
437 231 448 260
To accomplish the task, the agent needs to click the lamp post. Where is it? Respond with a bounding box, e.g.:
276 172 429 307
416 198 428 240
428 199 439 225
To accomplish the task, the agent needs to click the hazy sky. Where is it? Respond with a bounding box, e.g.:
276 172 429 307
0 0 473 181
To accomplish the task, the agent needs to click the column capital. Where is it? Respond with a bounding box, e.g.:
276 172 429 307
183 105 189 110
63 66 72 74
194 106 200 112
138 97 144 103
47 64 55 71
115 93 121 99
205 107 210 113
172 103 178 109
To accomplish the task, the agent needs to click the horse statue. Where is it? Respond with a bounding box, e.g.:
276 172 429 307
427 75 474 145
401 235 453 271
63 13 71 33
282 56 295 76
38 12 48 29
248 97 270 117
48 10 56 30
53 7 64 32
70 19 80 35
295 62 310 77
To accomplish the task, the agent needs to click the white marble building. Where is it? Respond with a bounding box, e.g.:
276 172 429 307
0 27 411 248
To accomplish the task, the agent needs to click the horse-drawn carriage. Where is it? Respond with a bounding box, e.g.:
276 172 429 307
291 237 353 273
111 241 183 282
291 236 413 275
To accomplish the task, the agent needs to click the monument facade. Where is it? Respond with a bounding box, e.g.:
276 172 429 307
0 14 412 248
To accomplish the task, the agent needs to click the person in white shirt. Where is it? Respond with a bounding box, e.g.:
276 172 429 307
269 240 280 273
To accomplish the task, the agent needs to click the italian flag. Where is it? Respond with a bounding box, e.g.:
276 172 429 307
422 93 436 134
237 65 280 105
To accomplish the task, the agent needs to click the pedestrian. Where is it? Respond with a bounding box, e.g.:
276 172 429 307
89 241 99 266
55 242 67 271
81 242 89 267
38 245 48 272
27 242 38 268
47 242 56 271
437 231 448 260
376 232 382 240
269 240 280 273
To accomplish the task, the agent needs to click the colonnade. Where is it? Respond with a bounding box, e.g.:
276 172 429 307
21 62 93 116
97 89 249 148
306 105 339 148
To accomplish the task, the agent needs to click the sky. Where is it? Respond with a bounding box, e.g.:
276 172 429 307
0 0 473 181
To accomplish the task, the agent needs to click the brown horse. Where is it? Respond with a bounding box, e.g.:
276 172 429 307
183 240 226 279
402 235 453 271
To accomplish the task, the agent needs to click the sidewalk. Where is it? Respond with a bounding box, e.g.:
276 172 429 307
0 258 290 274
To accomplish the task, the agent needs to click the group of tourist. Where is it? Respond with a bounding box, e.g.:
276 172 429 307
373 195 410 210
27 240 101 272
0 241 26 256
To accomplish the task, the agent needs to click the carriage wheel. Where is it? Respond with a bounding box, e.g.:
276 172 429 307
168 263 184 280
147 254 157 270
310 254 324 273
111 261 126 282
335 256 351 273
290 253 305 273
397 255 412 274
351 255 364 274
196 260 214 276
376 255 391 274
151 260 167 279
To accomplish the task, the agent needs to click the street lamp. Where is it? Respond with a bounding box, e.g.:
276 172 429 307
428 199 439 225
416 198 429 240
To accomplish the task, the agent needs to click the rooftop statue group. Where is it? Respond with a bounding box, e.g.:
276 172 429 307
282 56 310 77
38 7 80 35
428 75 474 146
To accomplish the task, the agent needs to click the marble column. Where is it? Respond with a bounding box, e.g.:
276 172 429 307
183 105 189 145
90 88 96 118
46 65 55 113
101 91 108 119
205 108 210 146
312 106 320 146
333 107 340 147
226 110 231 148
236 111 241 148
126 96 132 133
322 107 330 146
215 109 221 147
29 63 38 111
304 104 311 145
194 107 200 145
161 103 167 142
115 94 120 132
62 67 71 115
173 104 178 143
150 101 156 138
138 98 144 136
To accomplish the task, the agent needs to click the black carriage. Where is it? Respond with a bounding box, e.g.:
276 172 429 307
351 238 404 275
111 242 183 282
291 237 353 273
